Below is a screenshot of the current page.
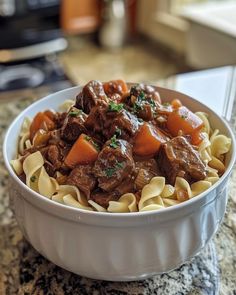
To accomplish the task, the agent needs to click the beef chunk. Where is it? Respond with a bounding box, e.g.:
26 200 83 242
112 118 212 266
85 103 140 141
134 159 161 190
61 107 87 142
113 175 135 195
24 141 71 176
90 174 135 208
89 190 120 208
48 131 72 159
135 159 160 175
66 165 97 198
75 80 109 114
93 139 135 192
45 145 65 176
44 161 56 177
47 145 61 166
54 112 67 128
89 176 135 208
157 136 206 185
122 84 162 121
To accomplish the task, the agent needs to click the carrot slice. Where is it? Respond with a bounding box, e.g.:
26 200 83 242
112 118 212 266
33 130 51 147
103 80 128 95
43 110 55 120
166 106 203 137
64 134 99 167
133 123 167 157
29 112 55 141
191 130 204 146
171 99 182 109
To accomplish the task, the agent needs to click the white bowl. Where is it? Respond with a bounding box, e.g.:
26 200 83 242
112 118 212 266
3 85 236 281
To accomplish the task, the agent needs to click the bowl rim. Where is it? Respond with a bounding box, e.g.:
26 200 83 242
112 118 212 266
3 84 236 222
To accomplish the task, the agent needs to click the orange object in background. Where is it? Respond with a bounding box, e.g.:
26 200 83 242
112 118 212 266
60 0 101 34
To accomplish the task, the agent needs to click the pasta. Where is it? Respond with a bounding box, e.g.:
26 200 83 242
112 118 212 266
108 193 137 213
22 151 57 198
195 112 211 135
175 177 192 199
198 133 212 164
88 200 107 212
190 180 212 197
18 117 32 155
52 185 92 211
139 177 165 211
210 132 232 159
10 158 23 176
23 151 44 187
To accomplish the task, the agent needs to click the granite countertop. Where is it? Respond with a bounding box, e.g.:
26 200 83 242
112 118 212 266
0 40 236 294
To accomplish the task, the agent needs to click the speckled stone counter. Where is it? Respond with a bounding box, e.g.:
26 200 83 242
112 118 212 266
0 83 236 295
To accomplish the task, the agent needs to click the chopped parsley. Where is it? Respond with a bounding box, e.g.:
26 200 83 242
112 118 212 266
30 175 36 183
105 161 124 177
138 91 145 100
131 91 157 116
108 101 123 112
133 101 143 112
149 99 156 108
109 135 119 149
68 110 81 117
85 135 100 151
93 142 100 151
181 115 188 120
115 161 124 169
105 167 116 177
85 135 91 141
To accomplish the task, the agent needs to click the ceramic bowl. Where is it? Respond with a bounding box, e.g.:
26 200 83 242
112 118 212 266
3 85 236 281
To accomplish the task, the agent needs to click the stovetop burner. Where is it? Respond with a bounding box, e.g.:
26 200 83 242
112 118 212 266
0 65 45 90
0 55 69 92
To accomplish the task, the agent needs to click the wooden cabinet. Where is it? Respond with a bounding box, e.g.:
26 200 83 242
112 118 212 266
60 0 101 34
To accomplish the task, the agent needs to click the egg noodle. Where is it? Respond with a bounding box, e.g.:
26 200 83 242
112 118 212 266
11 110 231 213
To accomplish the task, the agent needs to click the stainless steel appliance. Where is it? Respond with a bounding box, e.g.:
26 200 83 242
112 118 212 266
0 0 67 63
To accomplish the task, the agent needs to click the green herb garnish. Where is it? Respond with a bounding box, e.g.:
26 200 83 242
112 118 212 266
105 167 116 177
115 161 124 169
138 91 145 100
133 101 143 112
30 175 36 183
108 101 123 112
105 161 124 178
109 135 119 149
69 110 81 117
149 99 156 108
85 135 100 151
92 142 100 151
181 115 188 120
132 91 158 115
85 135 91 141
